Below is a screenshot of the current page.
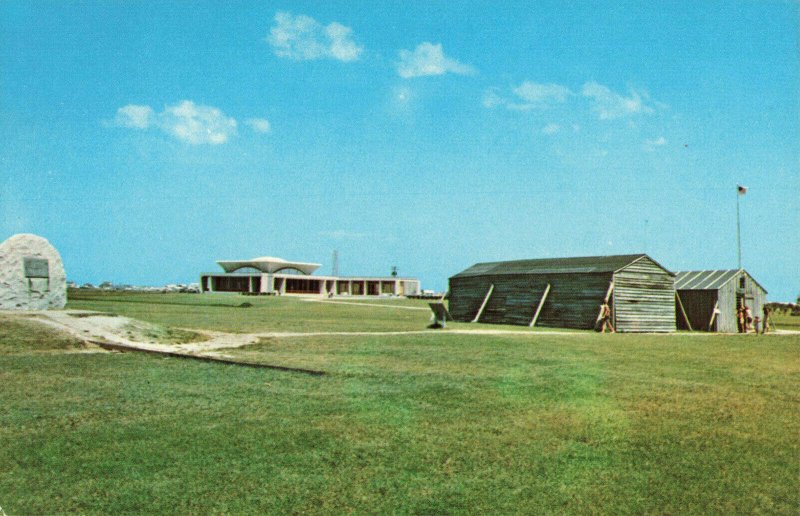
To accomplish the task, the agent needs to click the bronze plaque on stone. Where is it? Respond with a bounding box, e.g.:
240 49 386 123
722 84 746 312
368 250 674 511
23 258 49 278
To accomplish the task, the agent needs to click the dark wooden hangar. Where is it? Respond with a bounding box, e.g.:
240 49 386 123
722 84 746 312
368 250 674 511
449 254 676 332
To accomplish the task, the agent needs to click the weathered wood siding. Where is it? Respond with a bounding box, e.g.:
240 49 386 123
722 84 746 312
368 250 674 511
676 289 718 331
716 272 767 332
746 274 767 328
612 256 676 332
449 273 612 329
716 281 737 333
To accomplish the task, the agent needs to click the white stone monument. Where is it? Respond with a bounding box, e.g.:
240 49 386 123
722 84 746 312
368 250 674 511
0 233 67 310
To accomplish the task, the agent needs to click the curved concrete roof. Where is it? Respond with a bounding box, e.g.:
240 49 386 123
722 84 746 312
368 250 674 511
216 257 321 275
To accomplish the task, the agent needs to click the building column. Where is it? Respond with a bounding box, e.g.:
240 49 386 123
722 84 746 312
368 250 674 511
208 276 214 293
280 277 286 294
393 280 398 296
348 281 352 295
260 273 273 294
248 276 254 293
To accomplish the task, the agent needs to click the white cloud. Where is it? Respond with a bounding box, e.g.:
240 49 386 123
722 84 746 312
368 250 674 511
160 101 237 145
268 12 362 62
245 118 271 133
643 136 667 151
113 104 154 129
482 88 504 108
542 123 560 135
514 82 572 105
581 81 654 119
110 100 240 145
397 42 474 78
484 81 571 110
325 22 362 62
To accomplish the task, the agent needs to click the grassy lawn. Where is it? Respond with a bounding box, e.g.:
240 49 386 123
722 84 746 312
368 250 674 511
771 312 800 331
65 289 539 334
1 293 798 513
0 315 88 355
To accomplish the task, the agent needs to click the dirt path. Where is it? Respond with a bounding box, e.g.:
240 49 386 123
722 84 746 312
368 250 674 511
22 310 260 354
301 298 431 311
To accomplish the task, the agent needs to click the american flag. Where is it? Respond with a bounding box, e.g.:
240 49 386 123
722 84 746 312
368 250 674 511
737 185 748 195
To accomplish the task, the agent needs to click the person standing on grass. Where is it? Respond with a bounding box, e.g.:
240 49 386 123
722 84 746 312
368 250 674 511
762 306 771 334
737 305 745 333
744 305 753 333
600 300 615 333
753 316 761 334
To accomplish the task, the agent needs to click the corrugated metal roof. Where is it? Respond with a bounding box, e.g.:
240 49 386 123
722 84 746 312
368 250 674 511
674 269 742 290
452 253 657 278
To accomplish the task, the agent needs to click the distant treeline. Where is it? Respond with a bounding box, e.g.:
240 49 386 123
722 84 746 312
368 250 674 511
766 302 800 316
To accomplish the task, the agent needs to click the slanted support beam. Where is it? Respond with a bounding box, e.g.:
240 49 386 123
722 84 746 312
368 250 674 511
708 300 719 331
472 284 494 323
675 292 693 331
529 283 551 327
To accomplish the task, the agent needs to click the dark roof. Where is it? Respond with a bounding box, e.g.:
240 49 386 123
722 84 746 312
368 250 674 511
675 269 767 293
452 253 670 278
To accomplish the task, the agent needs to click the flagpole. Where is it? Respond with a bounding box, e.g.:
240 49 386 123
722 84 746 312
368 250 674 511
736 187 742 269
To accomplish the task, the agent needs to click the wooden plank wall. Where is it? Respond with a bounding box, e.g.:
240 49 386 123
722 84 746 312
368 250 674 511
716 281 737 332
717 272 767 332
612 257 676 332
449 273 612 329
676 289 717 331
745 272 767 326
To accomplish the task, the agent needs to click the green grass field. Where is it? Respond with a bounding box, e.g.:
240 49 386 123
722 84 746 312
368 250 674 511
65 289 540 333
772 312 800 331
1 291 798 513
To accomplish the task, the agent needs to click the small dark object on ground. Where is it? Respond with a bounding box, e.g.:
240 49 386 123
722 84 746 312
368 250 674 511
239 302 253 308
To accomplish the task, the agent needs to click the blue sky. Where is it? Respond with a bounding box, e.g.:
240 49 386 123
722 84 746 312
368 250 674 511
1 1 798 299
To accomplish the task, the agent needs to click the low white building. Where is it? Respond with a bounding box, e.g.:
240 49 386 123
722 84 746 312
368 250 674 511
200 256 420 297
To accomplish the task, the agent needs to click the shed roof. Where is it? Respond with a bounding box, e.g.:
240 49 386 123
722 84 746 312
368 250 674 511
674 269 767 293
452 253 670 278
